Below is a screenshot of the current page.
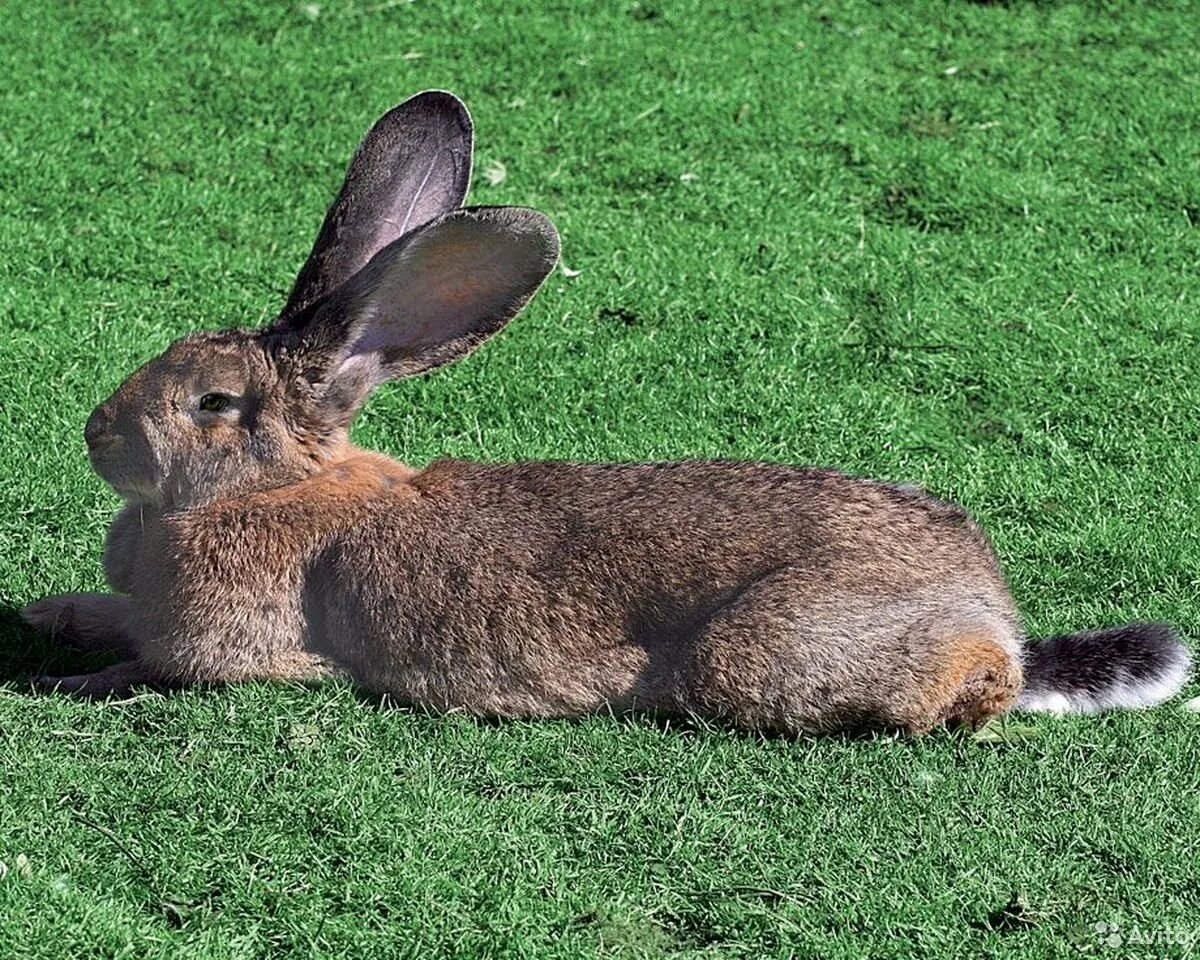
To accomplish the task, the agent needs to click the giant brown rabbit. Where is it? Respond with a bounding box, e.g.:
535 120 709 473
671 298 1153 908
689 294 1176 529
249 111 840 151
23 92 1191 733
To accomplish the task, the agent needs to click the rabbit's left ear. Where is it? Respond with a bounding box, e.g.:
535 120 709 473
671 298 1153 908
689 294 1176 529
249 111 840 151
279 91 473 322
297 205 559 419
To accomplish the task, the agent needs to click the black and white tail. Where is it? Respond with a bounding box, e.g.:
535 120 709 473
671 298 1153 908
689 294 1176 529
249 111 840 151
1018 624 1192 715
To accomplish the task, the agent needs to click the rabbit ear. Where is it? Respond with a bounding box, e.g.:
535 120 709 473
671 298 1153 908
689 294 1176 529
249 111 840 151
298 206 559 417
280 91 473 322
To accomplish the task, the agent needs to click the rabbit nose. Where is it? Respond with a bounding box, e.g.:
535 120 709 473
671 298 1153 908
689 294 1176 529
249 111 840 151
84 407 115 449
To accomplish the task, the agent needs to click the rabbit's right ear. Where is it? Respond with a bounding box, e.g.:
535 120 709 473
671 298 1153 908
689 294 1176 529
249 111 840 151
291 205 559 423
278 91 473 322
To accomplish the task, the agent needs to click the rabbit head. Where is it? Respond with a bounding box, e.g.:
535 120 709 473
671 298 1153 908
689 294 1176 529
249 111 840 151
83 91 560 508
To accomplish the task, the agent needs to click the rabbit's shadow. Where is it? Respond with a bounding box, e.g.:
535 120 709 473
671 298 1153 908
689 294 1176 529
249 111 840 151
347 686 914 744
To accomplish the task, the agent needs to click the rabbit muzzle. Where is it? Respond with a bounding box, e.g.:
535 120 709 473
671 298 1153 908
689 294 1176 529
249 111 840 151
84 401 162 502
84 405 117 452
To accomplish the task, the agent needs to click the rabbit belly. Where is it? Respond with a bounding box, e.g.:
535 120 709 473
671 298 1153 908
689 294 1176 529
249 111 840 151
301 549 653 715
311 598 655 716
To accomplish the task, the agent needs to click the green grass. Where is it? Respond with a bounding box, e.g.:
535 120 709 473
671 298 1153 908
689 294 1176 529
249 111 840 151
2 0 1200 956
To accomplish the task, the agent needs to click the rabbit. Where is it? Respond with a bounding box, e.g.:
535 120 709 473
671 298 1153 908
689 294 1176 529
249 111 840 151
22 90 1191 734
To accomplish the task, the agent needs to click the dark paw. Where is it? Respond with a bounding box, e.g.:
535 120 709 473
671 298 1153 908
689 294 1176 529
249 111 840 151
31 665 149 700
22 597 92 651
21 594 132 654
32 673 94 695
22 597 76 638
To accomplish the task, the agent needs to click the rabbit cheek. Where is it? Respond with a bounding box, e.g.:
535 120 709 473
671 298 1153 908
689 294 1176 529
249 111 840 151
178 427 249 500
147 416 223 505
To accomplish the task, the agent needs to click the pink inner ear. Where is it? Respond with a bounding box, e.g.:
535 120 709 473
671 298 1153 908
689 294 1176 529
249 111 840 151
328 207 558 379
334 350 383 381
351 318 408 355
351 312 445 355
390 149 442 238
347 146 459 283
346 237 514 357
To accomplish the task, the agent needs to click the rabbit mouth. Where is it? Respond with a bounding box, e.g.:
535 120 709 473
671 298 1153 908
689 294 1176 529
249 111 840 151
104 475 161 503
88 447 159 502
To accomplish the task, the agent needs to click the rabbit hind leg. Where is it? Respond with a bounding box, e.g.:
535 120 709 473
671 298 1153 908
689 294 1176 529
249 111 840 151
905 628 1023 734
678 575 1022 735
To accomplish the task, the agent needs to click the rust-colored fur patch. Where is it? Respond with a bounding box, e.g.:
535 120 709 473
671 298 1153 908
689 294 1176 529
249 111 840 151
908 632 1022 734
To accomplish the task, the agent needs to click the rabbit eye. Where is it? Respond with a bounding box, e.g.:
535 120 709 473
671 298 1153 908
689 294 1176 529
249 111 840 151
198 393 231 413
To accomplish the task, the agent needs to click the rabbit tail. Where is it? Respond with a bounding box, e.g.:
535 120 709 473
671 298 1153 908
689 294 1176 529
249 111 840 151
1017 623 1191 715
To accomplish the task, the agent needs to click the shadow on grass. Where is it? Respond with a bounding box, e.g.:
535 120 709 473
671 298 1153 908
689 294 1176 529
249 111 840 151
347 685 934 746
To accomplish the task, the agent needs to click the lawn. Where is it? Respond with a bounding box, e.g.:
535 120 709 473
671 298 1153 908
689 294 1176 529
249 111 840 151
2 0 1200 956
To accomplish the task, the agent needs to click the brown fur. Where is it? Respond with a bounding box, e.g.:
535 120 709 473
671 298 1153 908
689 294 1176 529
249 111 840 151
23 91 1037 732
27 453 1028 732
907 632 1023 733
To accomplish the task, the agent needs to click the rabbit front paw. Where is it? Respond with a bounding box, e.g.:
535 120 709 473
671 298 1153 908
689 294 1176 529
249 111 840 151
21 593 135 655
32 661 156 700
